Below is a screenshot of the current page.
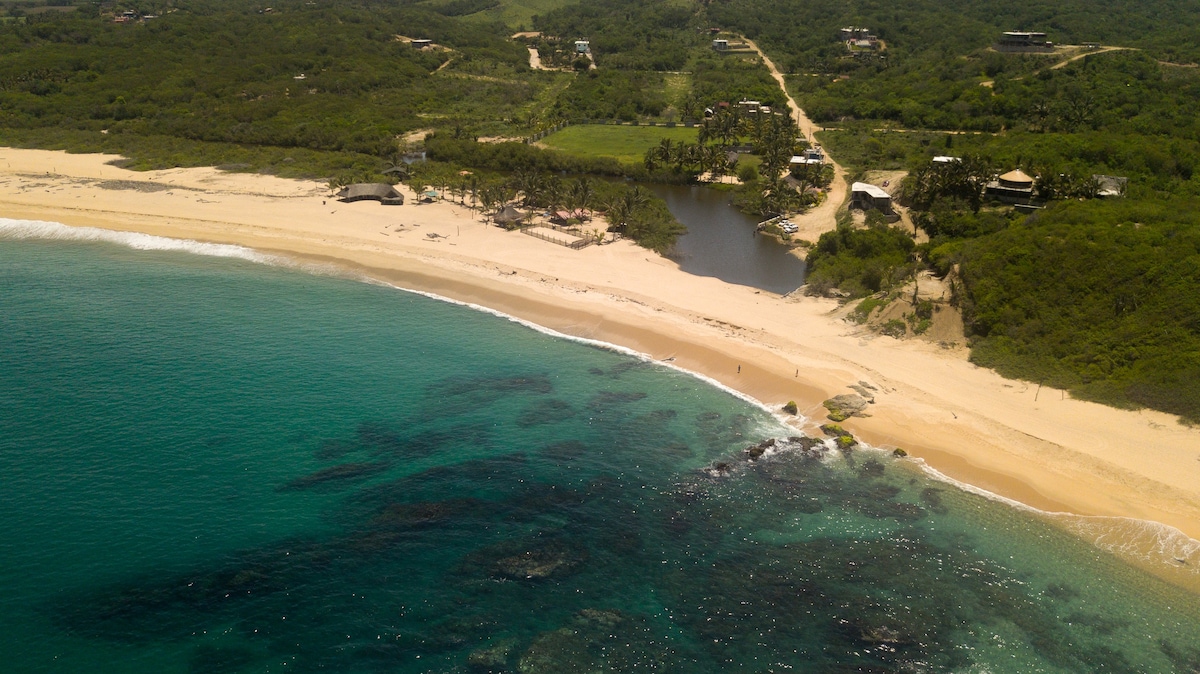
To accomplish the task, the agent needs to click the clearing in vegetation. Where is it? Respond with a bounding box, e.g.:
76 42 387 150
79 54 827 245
540 125 699 165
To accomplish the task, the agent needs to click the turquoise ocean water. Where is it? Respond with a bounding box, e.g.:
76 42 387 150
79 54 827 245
1 219 1199 673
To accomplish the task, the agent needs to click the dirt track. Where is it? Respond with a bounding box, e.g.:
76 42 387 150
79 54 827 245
741 37 846 242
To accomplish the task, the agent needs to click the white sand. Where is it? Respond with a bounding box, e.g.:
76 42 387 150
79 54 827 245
3 148 1199 588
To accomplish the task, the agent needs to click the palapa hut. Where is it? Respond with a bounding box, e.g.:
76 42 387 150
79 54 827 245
986 169 1036 203
493 204 527 228
337 183 404 205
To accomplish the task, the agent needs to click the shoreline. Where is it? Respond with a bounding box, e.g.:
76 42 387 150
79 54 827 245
3 148 1199 590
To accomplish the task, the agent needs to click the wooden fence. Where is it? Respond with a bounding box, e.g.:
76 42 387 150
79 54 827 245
521 227 593 249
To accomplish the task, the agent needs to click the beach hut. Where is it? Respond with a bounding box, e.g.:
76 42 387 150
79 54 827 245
336 183 404 205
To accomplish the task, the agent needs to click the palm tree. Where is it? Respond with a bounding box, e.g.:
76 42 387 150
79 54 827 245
569 177 595 214
656 138 675 167
381 153 410 183
510 170 546 208
680 95 701 122
604 186 650 234
468 176 480 212
644 149 661 172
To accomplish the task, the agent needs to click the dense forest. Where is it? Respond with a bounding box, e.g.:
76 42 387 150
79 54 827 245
1 0 1199 420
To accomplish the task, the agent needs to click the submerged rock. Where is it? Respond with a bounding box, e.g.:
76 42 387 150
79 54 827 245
279 461 390 491
540 440 588 465
493 543 588 580
744 438 776 460
468 638 517 671
518 609 667 673
313 438 357 460
858 458 885 477
188 644 258 674
575 607 625 629
435 374 554 397
518 628 599 674
517 399 576 427
587 390 648 409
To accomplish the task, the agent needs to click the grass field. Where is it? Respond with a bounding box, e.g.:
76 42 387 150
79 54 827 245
461 0 574 29
540 124 699 165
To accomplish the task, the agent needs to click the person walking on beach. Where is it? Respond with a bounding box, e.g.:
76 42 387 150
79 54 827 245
737 365 741 374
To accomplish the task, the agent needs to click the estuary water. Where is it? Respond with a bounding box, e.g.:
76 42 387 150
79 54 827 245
652 185 806 294
1 221 1199 673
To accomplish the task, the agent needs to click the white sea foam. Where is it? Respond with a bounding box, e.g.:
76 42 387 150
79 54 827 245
369 278 797 435
0 217 281 265
914 459 1200 574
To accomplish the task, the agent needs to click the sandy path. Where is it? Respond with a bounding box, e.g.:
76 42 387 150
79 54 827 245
1049 45 1132 70
741 36 847 242
1 148 1199 590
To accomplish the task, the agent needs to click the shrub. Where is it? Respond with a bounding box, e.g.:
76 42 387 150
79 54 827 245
851 296 887 324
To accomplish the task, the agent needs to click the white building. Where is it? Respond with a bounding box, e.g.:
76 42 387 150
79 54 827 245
851 182 893 214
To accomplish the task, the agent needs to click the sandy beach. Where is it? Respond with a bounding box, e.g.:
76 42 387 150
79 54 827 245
2 147 1199 587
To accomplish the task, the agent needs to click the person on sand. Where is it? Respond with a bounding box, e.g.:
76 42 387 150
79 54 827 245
737 365 741 374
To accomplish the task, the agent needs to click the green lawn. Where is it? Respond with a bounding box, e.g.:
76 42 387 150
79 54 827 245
464 0 576 29
540 124 699 165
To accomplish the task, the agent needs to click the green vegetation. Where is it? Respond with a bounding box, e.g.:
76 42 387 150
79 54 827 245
702 0 1200 422
459 0 571 29
958 201 1200 421
906 300 934 335
879 319 907 339
850 296 887 324
805 221 917 298
540 124 698 165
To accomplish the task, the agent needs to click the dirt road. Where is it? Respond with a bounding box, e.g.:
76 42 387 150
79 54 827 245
741 36 846 241
1049 45 1131 70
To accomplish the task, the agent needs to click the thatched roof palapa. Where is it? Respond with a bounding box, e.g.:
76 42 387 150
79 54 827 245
494 204 527 225
337 183 404 205
997 169 1034 188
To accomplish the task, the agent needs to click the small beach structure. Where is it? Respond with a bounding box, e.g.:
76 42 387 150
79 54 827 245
493 204 528 228
337 183 404 205
551 208 589 224
851 182 893 214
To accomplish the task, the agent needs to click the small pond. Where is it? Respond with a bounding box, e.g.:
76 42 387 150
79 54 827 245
653 184 806 294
